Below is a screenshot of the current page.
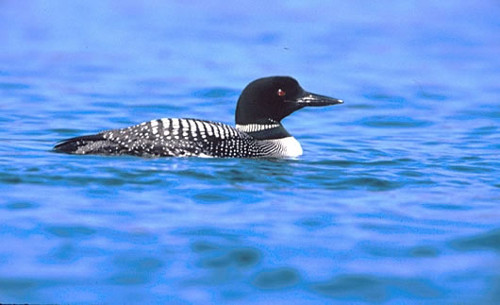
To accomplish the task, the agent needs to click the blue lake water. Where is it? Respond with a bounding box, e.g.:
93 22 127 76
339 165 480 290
1 1 500 304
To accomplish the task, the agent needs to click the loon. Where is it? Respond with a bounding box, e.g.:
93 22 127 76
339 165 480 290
54 76 343 158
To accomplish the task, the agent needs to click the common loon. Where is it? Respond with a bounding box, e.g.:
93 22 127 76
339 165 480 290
54 76 343 158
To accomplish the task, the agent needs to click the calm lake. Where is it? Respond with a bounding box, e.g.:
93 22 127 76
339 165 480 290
1 1 499 304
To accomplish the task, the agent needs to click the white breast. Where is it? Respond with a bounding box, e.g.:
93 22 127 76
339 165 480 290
264 136 303 158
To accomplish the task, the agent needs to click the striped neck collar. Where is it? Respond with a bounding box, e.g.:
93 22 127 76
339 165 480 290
235 123 281 133
235 123 291 140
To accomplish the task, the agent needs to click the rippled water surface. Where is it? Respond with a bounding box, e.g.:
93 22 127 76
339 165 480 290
1 1 500 304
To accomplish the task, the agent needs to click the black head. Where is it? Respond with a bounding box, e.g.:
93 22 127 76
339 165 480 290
235 76 343 125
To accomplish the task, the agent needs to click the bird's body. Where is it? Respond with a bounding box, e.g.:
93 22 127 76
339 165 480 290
54 76 343 158
58 118 302 158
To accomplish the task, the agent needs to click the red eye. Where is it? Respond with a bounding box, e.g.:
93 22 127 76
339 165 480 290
277 89 286 97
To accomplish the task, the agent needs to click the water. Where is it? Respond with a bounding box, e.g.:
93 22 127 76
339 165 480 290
1 1 499 304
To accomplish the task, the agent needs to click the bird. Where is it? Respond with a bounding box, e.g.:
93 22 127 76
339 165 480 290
53 76 343 158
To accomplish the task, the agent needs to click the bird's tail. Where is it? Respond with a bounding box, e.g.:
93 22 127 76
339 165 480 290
53 134 109 154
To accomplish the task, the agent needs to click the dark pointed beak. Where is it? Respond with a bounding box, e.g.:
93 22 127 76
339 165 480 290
294 91 344 107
